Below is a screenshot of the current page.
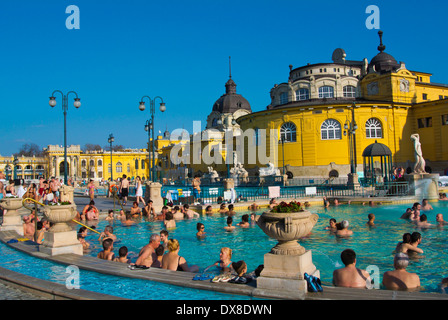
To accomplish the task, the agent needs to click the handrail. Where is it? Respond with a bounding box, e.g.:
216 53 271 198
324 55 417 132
21 198 45 212
71 219 101 234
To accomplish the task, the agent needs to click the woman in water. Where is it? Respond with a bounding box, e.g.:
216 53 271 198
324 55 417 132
204 247 233 273
161 239 199 272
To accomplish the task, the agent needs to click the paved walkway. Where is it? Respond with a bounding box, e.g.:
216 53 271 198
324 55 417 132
0 282 49 300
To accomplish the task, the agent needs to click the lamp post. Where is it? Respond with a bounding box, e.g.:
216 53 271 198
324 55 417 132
343 102 358 175
281 136 286 175
139 96 166 182
49 90 81 185
13 156 19 181
108 134 114 181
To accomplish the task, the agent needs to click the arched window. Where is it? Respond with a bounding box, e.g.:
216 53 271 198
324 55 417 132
116 162 122 173
141 160 145 169
280 92 289 104
280 122 297 142
366 118 383 139
89 160 95 167
343 85 356 98
98 160 102 167
254 128 262 146
296 88 309 101
321 119 341 140
135 159 139 170
81 160 86 167
318 86 334 98
127 164 131 173
108 164 112 173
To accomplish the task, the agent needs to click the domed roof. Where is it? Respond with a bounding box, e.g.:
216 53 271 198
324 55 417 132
362 141 392 157
369 31 400 73
212 77 251 113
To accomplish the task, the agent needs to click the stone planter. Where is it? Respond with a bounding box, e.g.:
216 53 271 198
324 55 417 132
255 209 320 299
43 204 78 233
257 210 318 255
0 197 24 235
39 204 82 256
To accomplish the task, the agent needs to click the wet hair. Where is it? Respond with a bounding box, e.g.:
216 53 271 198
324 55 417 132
36 221 43 230
206 205 212 211
232 260 247 277
411 232 422 243
102 238 113 250
160 230 169 237
173 205 179 211
227 216 233 225
394 253 409 269
420 214 428 222
197 223 204 231
118 246 128 257
78 226 87 234
228 204 234 210
340 249 356 266
108 209 113 214
167 239 180 252
89 200 95 205
368 213 375 220
402 233 412 244
155 244 165 256
183 204 189 209
329 218 336 224
165 211 173 220
149 234 160 243
221 247 232 259
241 214 249 223
220 203 226 209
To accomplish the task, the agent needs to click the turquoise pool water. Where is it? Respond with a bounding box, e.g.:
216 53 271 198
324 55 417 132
83 200 448 294
0 242 253 300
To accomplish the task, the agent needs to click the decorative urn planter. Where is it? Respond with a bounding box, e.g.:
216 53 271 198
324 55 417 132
257 209 318 255
0 197 24 234
39 203 83 256
254 202 320 299
43 204 78 233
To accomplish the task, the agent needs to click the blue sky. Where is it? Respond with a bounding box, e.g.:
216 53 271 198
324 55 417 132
0 0 447 156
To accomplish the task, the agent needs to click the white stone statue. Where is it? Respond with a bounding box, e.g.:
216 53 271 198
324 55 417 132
205 166 219 181
259 162 277 176
410 133 426 174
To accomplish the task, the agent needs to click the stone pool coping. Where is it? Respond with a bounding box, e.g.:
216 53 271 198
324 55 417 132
1 230 448 300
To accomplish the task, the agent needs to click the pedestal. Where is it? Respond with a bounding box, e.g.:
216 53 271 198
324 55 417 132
404 173 439 200
347 173 360 187
254 250 319 299
224 178 234 191
0 198 24 236
147 182 163 213
39 230 83 256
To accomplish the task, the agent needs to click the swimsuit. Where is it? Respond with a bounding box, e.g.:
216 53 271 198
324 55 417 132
177 256 184 271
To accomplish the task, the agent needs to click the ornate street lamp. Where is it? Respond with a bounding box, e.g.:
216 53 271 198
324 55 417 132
343 102 358 175
49 91 81 185
139 96 166 182
108 134 114 181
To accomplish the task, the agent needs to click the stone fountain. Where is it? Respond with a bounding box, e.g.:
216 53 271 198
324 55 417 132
0 197 24 235
39 203 83 256
254 207 319 299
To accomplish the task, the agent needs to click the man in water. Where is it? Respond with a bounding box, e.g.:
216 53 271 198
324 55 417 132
135 234 161 268
382 253 420 291
333 249 371 288
436 213 448 226
421 199 433 211
336 220 353 237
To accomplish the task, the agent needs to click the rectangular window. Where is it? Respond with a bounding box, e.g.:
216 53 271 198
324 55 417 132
418 117 432 128
422 93 428 100
442 114 448 125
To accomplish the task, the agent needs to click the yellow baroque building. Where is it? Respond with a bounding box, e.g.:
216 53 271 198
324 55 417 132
234 32 448 179
0 145 150 182
158 32 448 181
